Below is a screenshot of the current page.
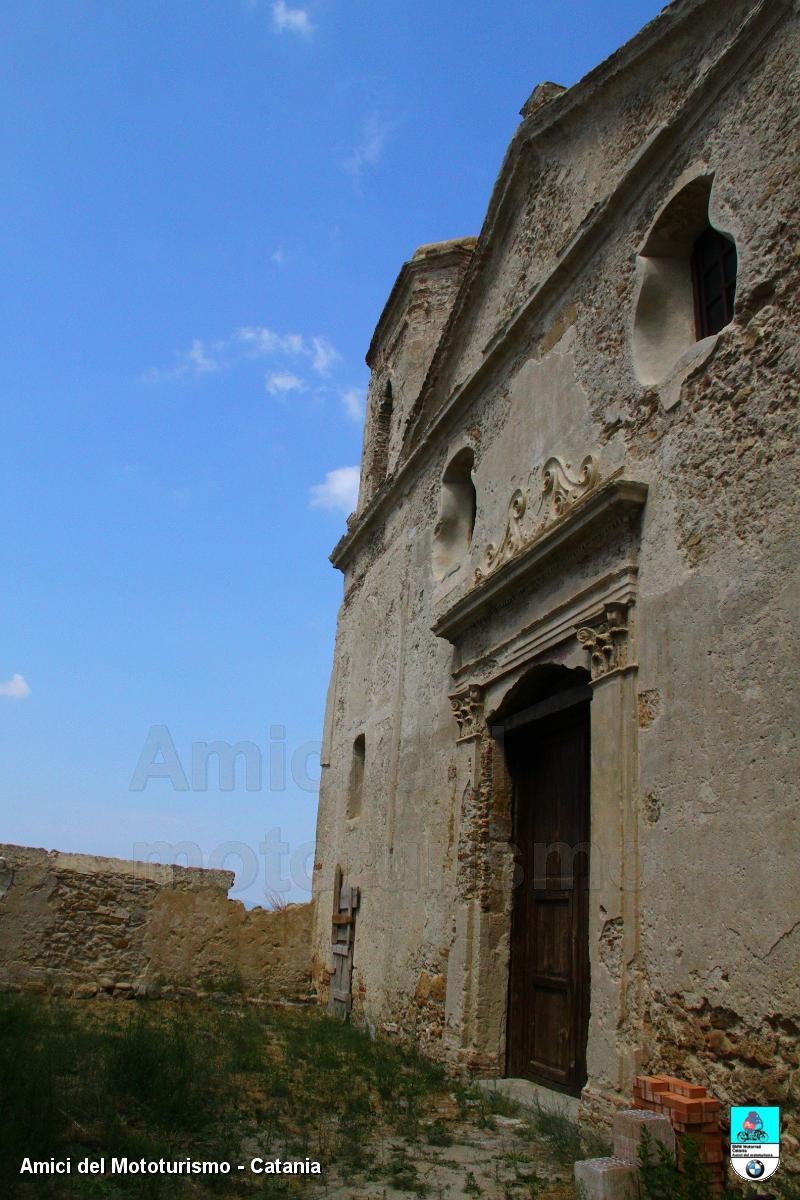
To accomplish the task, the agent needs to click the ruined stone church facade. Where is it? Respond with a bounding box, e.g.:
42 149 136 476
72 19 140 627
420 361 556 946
311 0 799 1130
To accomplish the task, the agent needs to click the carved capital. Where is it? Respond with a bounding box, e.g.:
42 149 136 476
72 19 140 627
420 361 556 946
576 603 631 680
449 684 485 742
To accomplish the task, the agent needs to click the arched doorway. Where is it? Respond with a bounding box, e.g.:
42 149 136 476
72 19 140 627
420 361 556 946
492 664 591 1095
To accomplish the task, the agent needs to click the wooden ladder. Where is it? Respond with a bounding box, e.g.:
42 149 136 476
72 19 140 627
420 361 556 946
328 866 360 1018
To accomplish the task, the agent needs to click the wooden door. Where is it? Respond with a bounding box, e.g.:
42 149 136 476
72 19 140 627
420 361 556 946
328 867 360 1018
505 703 590 1094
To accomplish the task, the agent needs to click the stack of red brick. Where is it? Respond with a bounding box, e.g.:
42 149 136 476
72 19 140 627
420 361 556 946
633 1074 724 1194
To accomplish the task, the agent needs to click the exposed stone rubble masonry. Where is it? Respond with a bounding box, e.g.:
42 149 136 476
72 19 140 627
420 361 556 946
0 844 312 1001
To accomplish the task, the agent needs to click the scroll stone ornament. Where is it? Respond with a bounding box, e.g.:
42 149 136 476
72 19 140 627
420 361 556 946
539 454 599 522
475 453 599 583
449 684 485 741
482 489 526 576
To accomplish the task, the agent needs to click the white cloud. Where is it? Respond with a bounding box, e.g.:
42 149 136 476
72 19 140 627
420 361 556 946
266 370 304 396
309 466 360 513
272 1 314 35
143 338 220 382
236 326 281 356
236 326 305 358
185 338 218 374
0 673 31 699
341 387 366 423
343 114 390 190
145 325 313 383
311 336 340 376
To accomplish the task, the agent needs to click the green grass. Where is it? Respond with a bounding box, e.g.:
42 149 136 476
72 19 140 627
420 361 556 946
7 993 686 1200
424 1119 454 1147
522 1099 610 1165
0 993 446 1199
453 1083 524 1128
637 1128 743 1200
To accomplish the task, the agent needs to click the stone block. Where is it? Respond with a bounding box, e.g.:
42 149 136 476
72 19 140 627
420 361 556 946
574 1157 639 1200
613 1108 675 1164
477 1076 580 1120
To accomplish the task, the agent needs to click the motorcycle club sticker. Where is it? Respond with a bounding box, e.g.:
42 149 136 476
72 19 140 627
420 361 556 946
730 1106 780 1182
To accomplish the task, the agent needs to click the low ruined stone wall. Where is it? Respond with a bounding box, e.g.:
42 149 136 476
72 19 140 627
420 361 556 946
0 844 312 1001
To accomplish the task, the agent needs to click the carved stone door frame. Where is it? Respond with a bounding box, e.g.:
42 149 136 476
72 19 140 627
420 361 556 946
435 474 647 1115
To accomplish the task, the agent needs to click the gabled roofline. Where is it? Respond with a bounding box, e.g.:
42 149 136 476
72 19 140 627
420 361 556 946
331 0 790 574
401 0 759 453
365 238 476 369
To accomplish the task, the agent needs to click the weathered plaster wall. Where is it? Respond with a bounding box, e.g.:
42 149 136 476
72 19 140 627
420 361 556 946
0 844 312 1001
312 0 798 1157
562 0 799 1140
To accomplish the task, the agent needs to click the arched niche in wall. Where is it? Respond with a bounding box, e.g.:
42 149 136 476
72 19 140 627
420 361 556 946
432 447 477 582
632 173 738 401
346 733 365 820
366 377 393 495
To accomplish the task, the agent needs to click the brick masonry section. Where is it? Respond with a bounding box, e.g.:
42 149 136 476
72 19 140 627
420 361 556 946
633 1074 725 1194
0 843 312 1002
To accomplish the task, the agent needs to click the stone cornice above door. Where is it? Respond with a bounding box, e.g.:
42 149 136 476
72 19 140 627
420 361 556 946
431 474 647 647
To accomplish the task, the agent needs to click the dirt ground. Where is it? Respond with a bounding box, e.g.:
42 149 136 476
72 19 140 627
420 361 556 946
271 1095 577 1199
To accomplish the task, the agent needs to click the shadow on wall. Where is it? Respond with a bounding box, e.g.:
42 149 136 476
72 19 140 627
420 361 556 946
432 447 477 582
632 172 737 388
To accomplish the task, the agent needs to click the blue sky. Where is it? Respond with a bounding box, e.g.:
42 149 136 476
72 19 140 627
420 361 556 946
1 0 666 904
